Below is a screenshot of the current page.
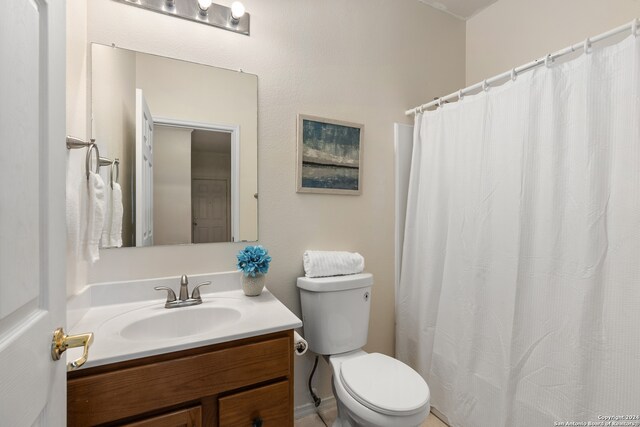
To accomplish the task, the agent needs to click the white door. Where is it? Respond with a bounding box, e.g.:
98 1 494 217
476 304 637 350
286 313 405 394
0 0 67 425
135 89 154 247
192 179 230 243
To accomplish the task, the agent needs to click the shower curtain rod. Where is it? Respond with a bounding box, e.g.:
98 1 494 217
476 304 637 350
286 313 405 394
405 18 639 116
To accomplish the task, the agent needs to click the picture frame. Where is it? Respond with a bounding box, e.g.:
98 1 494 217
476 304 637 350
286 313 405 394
296 114 364 195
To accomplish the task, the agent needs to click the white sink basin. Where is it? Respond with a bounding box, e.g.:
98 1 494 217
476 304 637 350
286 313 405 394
119 306 242 341
98 300 244 343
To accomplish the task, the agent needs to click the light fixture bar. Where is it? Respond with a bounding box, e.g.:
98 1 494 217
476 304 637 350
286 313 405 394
113 0 250 36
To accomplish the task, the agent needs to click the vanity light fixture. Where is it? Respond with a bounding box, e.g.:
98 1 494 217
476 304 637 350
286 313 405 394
230 1 245 22
114 0 250 35
197 0 212 15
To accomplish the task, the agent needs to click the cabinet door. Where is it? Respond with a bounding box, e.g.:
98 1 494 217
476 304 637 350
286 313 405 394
123 406 202 427
219 381 291 427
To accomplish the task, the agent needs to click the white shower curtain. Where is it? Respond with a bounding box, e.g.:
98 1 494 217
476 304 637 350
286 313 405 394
397 35 640 427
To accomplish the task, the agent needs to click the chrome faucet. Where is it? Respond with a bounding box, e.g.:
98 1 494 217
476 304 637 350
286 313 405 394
154 274 211 309
179 274 189 301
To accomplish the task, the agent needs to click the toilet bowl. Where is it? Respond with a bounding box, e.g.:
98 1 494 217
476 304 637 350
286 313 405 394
297 273 431 427
328 350 430 427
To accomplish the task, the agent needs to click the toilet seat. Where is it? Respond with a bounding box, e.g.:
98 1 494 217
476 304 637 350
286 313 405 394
338 352 430 416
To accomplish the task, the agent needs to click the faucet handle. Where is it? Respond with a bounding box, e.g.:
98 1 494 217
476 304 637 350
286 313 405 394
154 286 177 304
191 281 212 301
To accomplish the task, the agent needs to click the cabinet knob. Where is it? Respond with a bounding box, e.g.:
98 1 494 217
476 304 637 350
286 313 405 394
252 417 263 427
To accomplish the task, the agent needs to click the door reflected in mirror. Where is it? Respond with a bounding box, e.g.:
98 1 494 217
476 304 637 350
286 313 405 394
91 43 258 247
154 126 235 245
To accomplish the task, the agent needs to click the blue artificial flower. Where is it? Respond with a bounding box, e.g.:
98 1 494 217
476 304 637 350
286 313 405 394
236 245 271 277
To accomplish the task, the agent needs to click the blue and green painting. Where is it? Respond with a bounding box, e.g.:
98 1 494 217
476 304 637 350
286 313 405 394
301 119 361 191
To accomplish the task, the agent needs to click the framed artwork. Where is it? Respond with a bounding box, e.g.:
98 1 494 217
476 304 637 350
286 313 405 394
296 114 364 195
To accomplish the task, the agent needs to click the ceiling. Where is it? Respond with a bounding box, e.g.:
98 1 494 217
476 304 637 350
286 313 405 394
418 0 499 20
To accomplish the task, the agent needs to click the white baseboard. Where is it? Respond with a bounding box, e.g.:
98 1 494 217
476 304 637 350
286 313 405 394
431 407 451 426
295 395 336 419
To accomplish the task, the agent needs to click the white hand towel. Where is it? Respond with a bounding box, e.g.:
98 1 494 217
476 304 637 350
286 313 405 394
303 250 365 278
86 172 106 263
100 184 113 247
109 182 123 248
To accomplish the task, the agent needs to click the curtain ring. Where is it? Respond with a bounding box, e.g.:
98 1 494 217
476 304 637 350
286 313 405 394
418 105 423 114
584 37 591 54
544 54 553 68
633 19 639 37
437 98 443 108
458 89 464 100
510 68 517 81
482 79 489 92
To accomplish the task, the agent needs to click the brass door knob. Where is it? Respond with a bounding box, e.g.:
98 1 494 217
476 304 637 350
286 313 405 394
51 327 94 371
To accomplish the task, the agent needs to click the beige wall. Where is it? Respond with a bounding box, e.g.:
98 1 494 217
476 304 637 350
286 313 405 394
91 45 136 247
66 0 465 408
134 53 258 241
154 126 193 246
65 0 90 295
466 0 640 84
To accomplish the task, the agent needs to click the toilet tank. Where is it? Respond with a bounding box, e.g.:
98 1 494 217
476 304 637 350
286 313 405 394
297 273 373 355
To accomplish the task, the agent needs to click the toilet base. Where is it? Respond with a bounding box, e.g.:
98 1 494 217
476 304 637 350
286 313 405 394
331 381 352 427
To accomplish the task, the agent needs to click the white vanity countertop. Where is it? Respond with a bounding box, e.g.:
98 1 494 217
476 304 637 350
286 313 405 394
67 272 302 370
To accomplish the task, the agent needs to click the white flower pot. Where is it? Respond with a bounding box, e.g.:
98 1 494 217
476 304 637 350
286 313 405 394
242 273 265 296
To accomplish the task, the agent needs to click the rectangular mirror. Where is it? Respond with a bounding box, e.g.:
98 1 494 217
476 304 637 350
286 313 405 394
91 43 258 247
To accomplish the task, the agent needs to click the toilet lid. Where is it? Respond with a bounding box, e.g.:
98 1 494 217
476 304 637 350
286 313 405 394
339 353 429 416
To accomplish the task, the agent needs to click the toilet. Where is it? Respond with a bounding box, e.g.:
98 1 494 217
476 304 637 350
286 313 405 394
297 273 430 427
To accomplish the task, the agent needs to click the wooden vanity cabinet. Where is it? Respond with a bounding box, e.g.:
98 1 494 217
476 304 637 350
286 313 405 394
122 406 202 427
67 330 294 427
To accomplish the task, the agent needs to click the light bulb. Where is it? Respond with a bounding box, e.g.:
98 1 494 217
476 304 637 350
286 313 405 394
230 1 245 21
198 0 212 13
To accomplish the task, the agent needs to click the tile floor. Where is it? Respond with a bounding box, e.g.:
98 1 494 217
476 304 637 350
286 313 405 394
295 404 448 427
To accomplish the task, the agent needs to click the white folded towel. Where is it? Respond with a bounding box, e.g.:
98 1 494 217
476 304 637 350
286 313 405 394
100 182 123 248
110 182 123 247
86 171 106 263
303 250 365 278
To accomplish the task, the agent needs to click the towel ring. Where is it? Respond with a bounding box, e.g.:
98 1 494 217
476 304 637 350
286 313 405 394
85 143 100 180
111 159 120 189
